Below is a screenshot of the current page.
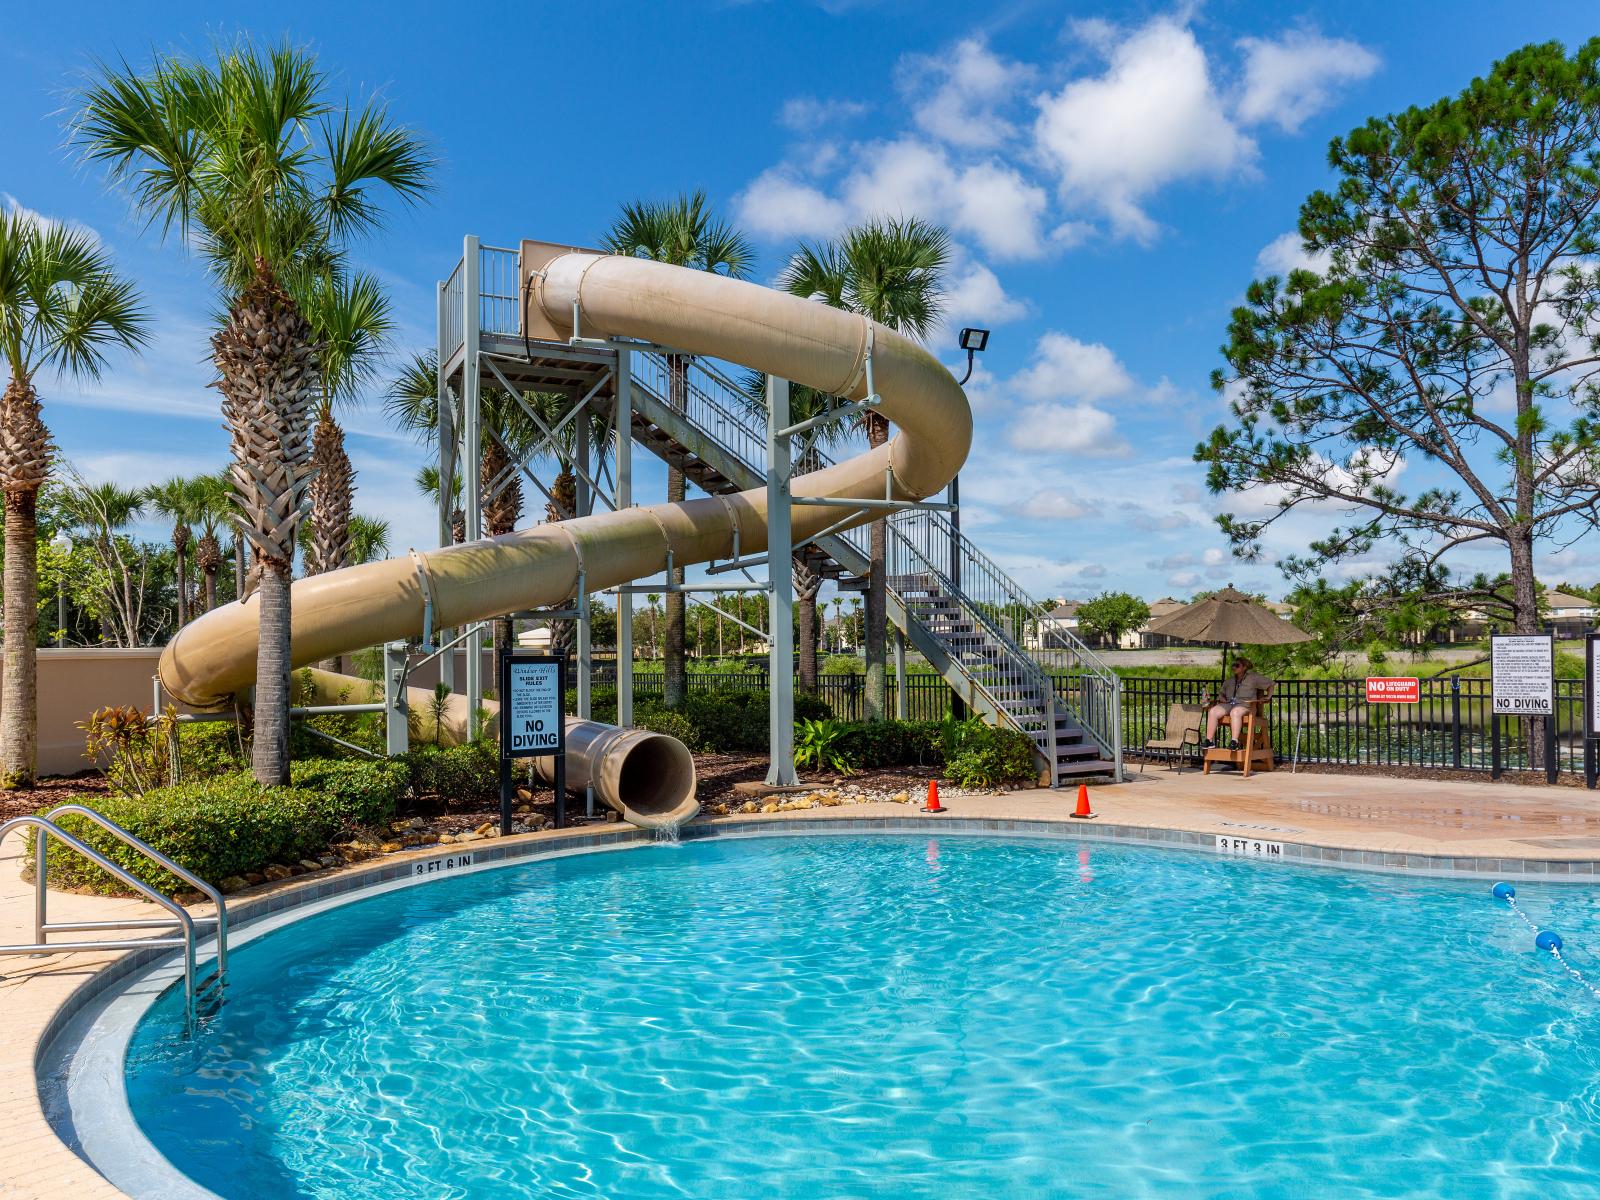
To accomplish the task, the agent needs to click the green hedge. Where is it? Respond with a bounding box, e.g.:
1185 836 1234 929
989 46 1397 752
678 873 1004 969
804 716 1039 787
35 758 408 897
404 741 499 803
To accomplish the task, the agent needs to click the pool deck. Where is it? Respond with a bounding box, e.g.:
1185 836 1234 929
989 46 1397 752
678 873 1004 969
5 765 1600 1198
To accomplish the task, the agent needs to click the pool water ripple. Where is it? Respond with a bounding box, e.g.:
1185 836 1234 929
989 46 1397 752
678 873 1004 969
125 835 1600 1198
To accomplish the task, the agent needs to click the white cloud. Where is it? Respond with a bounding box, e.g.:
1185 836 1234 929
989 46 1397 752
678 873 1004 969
779 96 870 133
1255 230 1331 277
2 194 102 248
940 259 1029 330
899 38 1032 148
1168 570 1202 589
839 138 1050 260
1034 17 1254 242
1014 488 1098 519
1012 332 1133 404
1236 31 1379 133
1006 401 1127 457
734 169 852 240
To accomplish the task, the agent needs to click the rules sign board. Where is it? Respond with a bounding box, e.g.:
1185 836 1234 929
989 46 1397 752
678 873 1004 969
503 657 564 755
1491 634 1554 716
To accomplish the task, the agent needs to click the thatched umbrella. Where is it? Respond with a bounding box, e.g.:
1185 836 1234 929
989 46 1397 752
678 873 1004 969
1145 585 1311 679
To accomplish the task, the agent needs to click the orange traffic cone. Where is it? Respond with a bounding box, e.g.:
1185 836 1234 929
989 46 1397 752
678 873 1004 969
922 779 947 814
1070 783 1096 819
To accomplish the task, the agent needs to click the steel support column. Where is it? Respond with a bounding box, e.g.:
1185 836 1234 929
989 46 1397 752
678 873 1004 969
615 350 634 729
435 277 457 695
893 628 908 720
461 235 483 733
766 375 797 786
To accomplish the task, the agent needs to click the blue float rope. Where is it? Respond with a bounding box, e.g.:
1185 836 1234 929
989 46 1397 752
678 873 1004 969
1492 882 1600 1001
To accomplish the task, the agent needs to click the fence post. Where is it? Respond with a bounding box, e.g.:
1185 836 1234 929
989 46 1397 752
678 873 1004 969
1491 710 1502 780
1450 675 1462 770
1546 706 1559 785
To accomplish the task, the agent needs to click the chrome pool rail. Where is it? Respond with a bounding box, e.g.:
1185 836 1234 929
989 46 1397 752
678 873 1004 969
0 806 228 1028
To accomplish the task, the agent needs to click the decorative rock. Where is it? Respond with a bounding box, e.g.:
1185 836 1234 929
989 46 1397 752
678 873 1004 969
740 800 759 814
761 802 780 813
175 890 204 906
380 841 403 853
516 786 533 802
244 871 265 885
220 876 248 893
262 865 293 882
408 817 427 831
891 791 911 804
401 834 424 848
819 795 842 807
389 820 411 834
710 803 731 815
482 828 500 839
456 831 483 844
318 856 341 869
438 833 457 844
299 859 323 872
473 822 495 836
605 811 621 823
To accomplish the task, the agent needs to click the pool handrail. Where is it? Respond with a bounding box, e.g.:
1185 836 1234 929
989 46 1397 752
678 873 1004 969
0 810 218 1028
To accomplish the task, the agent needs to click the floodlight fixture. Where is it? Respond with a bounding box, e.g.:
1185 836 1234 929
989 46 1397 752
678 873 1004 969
956 326 990 386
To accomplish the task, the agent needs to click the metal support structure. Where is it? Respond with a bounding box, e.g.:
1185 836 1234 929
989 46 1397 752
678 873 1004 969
766 375 798 786
461 235 484 735
615 350 634 729
948 474 966 723
384 640 410 756
436 277 457 694
893 628 908 720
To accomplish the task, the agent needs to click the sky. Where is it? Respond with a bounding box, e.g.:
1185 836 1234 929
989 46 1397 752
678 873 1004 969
2 0 1597 608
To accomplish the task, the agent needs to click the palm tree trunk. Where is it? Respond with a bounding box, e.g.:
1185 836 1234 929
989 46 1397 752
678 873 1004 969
172 527 190 630
864 414 889 721
664 356 688 707
309 409 354 673
214 265 318 786
204 567 218 612
1 490 39 787
252 564 293 781
797 560 822 696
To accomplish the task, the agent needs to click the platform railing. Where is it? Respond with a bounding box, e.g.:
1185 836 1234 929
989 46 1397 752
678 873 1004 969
0 807 228 1028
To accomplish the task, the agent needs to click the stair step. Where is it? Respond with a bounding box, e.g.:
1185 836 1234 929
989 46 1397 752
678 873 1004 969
1055 759 1118 779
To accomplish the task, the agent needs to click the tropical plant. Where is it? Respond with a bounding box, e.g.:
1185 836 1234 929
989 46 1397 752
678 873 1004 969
779 216 951 721
302 271 392 576
415 464 464 543
793 717 856 775
605 191 754 708
78 40 432 783
0 206 147 785
143 475 204 628
190 472 234 612
58 473 152 647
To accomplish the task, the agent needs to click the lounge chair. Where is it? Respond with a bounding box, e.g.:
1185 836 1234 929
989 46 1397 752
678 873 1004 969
1141 702 1205 772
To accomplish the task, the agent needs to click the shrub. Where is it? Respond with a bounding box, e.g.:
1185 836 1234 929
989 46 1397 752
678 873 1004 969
291 758 408 830
80 704 179 797
794 718 856 774
822 655 862 675
35 775 332 896
794 693 835 722
838 719 943 769
404 740 499 804
944 724 1038 789
177 721 248 778
632 704 703 750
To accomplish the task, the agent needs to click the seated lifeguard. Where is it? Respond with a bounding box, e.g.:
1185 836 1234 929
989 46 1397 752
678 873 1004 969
1202 657 1272 749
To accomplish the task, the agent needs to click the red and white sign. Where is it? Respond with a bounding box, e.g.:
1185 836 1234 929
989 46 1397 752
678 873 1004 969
1365 677 1420 704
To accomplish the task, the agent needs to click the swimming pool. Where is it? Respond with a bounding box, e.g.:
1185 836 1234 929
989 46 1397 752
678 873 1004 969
104 834 1600 1197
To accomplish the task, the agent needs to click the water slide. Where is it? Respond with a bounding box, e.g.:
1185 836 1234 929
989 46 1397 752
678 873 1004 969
157 247 972 828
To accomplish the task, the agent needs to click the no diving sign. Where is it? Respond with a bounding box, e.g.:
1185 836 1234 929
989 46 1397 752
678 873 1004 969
502 656 564 755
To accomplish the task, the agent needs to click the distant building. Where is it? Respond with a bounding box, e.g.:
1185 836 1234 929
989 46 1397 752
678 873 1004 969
1033 600 1082 650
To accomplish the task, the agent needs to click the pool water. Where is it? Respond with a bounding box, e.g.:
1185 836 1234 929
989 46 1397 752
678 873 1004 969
125 835 1600 1198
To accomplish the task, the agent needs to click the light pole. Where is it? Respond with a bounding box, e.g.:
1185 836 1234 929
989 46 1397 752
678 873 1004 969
51 532 72 646
950 328 990 720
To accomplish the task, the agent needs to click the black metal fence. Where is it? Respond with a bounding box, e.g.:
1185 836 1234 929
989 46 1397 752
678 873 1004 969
594 670 957 722
1119 675 1587 777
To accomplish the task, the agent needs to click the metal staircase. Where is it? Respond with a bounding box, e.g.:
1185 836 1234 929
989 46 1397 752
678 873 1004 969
627 351 1122 783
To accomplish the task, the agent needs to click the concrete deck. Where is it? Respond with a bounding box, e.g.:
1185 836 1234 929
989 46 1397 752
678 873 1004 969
5 766 1600 1198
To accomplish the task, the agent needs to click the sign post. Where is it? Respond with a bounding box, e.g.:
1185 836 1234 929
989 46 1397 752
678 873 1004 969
497 650 566 834
1586 633 1600 790
1491 633 1555 782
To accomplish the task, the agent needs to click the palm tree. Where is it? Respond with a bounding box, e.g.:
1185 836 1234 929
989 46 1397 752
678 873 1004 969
143 476 204 630
58 476 149 647
191 472 233 612
0 208 147 786
79 41 432 784
779 216 950 720
604 191 753 708
302 272 392 576
347 513 391 565
415 464 464 543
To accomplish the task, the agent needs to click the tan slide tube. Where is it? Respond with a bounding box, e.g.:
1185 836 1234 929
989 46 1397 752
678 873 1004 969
159 251 972 826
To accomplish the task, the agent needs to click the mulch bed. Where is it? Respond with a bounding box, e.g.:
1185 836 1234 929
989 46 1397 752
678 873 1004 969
0 772 110 823
692 751 943 805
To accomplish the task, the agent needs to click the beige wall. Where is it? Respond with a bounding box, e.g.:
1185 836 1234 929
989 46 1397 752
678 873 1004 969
2 646 505 778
